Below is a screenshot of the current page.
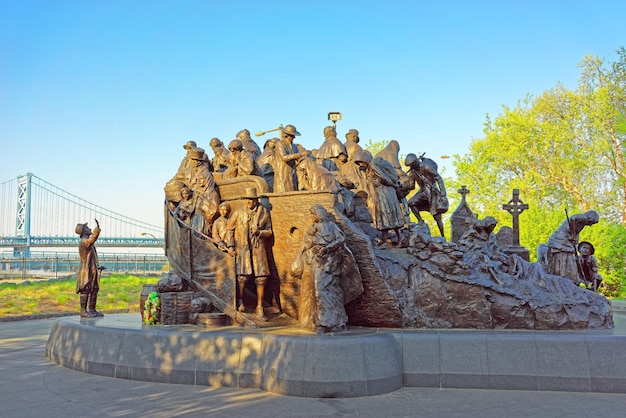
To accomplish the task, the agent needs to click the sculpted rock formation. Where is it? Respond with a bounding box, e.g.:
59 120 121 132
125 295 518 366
346 221 611 329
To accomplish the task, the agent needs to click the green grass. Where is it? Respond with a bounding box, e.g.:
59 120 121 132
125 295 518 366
0 274 159 317
2 273 623 317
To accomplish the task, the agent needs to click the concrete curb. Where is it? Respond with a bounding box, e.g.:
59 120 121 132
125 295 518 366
46 314 626 398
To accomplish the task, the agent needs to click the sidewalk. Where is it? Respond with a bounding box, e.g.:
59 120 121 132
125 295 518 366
2 316 626 417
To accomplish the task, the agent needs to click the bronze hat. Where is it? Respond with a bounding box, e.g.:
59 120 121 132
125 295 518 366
183 140 197 150
75 223 87 235
281 124 301 137
243 187 259 199
405 153 419 166
578 241 595 255
189 147 206 160
346 129 360 140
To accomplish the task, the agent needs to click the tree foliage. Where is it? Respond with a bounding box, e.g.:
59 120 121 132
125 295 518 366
450 48 626 295
364 139 388 156
454 48 626 225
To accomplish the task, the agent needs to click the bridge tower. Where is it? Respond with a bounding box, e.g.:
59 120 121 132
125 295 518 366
14 172 32 257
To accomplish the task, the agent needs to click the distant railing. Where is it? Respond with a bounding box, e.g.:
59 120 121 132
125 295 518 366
0 236 165 247
0 251 168 280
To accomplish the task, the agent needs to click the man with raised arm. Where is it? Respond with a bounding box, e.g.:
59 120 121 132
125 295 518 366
76 219 103 318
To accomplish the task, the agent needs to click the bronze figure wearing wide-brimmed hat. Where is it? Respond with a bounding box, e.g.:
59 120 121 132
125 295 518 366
578 241 595 255
189 147 206 160
243 187 259 199
75 219 103 318
183 140 198 150
281 124 301 137
75 222 88 235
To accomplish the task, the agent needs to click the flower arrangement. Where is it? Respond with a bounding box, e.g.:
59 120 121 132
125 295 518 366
143 291 160 324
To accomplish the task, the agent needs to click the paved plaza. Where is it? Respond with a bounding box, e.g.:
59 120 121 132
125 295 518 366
1 305 626 417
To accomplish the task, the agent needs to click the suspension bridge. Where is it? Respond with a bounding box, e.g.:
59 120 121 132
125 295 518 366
0 173 165 257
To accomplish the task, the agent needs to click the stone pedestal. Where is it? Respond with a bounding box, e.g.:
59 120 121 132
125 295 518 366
196 312 228 326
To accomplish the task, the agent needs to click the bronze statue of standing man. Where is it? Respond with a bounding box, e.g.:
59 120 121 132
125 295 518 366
75 219 104 318
226 188 273 321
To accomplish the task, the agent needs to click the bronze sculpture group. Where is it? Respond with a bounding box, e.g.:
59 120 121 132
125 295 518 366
159 124 460 330
72 121 607 332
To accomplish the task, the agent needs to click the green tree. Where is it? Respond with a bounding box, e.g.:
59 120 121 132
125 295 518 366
364 139 388 156
451 48 626 294
454 49 626 225
576 49 626 224
581 222 626 296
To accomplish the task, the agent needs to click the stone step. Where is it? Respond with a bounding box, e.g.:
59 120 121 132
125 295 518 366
196 312 228 327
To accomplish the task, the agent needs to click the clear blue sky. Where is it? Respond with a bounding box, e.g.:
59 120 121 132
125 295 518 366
1 0 625 228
